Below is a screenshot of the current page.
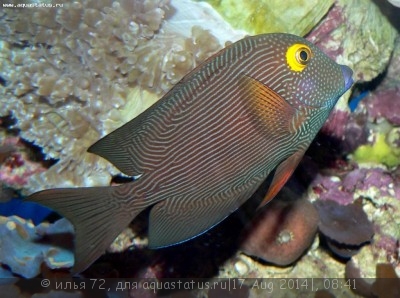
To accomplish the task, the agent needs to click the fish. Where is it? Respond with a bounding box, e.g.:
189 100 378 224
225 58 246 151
26 33 353 274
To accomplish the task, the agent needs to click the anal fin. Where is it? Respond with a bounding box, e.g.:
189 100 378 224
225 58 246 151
148 187 258 248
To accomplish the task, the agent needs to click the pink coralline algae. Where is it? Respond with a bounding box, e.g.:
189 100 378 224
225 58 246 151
342 167 399 196
0 136 45 189
320 109 369 154
240 198 319 266
363 88 400 126
306 4 345 60
310 166 400 205
306 0 397 83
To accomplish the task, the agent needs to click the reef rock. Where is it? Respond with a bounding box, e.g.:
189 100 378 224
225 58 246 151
0 216 74 278
199 0 333 36
349 87 400 168
308 0 398 113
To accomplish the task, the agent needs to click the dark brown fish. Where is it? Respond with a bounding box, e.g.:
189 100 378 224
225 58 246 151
27 33 353 273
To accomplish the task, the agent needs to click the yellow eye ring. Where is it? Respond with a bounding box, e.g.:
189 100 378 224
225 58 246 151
286 43 312 72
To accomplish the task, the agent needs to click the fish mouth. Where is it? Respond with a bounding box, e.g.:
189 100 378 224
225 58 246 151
340 65 354 91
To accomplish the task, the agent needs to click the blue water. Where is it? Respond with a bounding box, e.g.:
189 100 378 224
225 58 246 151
0 198 52 225
348 91 368 112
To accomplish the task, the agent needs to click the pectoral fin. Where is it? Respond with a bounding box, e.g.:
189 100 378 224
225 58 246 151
259 149 306 208
239 75 300 134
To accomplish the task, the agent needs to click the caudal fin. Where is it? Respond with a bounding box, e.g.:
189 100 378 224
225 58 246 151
26 185 140 274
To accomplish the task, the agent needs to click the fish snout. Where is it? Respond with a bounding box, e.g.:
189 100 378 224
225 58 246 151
340 65 354 91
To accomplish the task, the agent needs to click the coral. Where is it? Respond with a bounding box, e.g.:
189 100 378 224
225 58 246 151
200 0 333 36
314 199 374 258
0 128 53 222
0 216 74 278
308 168 400 274
0 0 224 192
0 0 396 195
240 198 319 266
310 174 355 205
0 135 45 190
0 0 398 291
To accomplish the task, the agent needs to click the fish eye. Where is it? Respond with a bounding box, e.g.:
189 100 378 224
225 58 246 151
296 47 311 65
286 43 313 72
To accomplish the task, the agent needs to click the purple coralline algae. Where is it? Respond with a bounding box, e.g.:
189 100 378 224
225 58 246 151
307 0 397 84
311 166 400 205
364 88 400 126
0 135 45 190
321 108 369 154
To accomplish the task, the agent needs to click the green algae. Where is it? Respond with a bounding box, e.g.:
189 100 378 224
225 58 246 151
353 133 400 168
199 0 333 35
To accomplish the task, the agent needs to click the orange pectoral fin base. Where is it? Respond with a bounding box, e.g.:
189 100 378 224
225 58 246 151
259 149 306 208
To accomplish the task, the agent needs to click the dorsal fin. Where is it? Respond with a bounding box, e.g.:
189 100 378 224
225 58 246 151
88 97 164 176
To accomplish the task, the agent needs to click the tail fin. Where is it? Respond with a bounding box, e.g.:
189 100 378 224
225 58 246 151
26 185 141 274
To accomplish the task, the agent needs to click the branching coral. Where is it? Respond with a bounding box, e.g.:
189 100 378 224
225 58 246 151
0 0 222 192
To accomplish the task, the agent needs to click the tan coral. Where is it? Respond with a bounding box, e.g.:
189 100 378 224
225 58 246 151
0 0 222 192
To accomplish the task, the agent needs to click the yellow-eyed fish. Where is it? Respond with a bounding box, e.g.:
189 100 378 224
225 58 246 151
27 33 353 273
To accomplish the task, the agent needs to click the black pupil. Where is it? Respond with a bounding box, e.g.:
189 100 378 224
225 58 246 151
299 50 308 61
